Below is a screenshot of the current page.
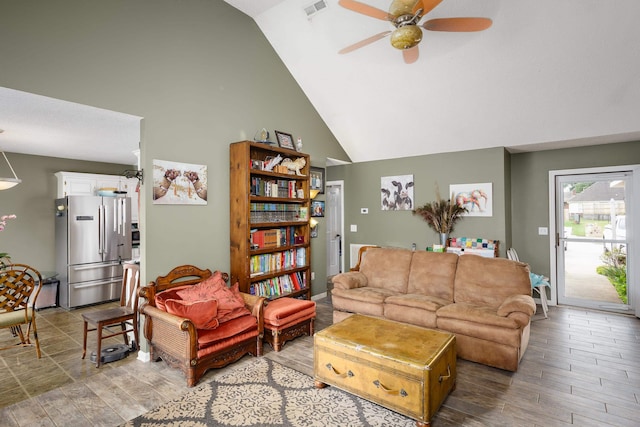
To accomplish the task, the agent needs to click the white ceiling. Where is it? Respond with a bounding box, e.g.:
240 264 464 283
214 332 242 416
1 1 639 166
226 0 640 162
0 87 141 165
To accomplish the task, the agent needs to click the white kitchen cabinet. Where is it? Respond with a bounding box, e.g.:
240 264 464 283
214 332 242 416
55 171 139 222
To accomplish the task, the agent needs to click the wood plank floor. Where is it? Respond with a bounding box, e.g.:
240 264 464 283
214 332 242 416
1 298 638 426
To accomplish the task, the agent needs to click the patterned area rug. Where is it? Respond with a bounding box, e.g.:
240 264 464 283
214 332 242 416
122 358 415 426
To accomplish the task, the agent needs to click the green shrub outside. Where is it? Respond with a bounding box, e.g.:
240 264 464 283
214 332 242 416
597 248 627 304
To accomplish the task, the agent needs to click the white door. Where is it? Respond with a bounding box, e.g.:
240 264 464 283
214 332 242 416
552 169 635 315
326 181 344 276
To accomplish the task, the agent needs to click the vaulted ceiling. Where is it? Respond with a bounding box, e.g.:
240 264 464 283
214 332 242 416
1 1 638 166
225 0 640 162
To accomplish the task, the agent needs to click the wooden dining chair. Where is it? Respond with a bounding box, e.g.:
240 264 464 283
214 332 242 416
82 262 140 367
0 264 43 358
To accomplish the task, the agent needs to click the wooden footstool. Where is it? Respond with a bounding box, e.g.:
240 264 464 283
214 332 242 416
263 297 316 351
314 314 456 427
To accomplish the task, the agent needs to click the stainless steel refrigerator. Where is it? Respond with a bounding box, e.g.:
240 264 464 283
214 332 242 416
55 195 132 309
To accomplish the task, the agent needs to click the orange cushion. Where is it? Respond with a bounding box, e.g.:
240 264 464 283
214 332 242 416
177 272 250 323
218 282 251 323
264 298 316 325
155 285 191 311
164 298 219 330
265 312 315 331
197 314 257 347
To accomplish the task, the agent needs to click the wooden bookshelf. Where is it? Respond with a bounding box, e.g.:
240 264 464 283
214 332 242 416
229 141 311 300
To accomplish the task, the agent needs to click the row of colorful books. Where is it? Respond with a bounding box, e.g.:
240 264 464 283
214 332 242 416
249 271 307 297
249 248 306 275
250 177 298 198
250 204 307 223
251 226 300 249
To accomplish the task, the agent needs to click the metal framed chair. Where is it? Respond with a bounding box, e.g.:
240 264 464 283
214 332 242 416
82 262 140 367
0 264 43 358
507 248 549 318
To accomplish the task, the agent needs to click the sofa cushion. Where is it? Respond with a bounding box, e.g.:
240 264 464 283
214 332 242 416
176 270 227 300
177 272 250 323
385 294 450 312
155 285 192 311
164 298 219 330
219 282 252 323
263 298 316 327
453 255 531 308
406 251 458 301
359 247 412 293
437 303 524 347
332 287 399 317
197 313 257 347
437 302 521 329
384 293 449 328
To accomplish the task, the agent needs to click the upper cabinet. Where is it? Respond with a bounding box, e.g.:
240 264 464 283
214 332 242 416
55 171 139 222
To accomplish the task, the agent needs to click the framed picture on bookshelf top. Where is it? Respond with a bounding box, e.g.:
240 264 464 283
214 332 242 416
274 130 295 150
310 166 325 194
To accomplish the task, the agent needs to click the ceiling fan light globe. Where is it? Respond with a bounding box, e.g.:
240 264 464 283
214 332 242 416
390 25 422 50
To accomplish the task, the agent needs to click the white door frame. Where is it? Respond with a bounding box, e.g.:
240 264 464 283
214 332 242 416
326 180 345 276
549 164 639 316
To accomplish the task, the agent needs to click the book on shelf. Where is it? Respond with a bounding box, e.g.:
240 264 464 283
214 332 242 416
250 226 299 249
249 272 307 297
250 177 298 198
250 203 301 222
298 207 308 221
250 249 303 275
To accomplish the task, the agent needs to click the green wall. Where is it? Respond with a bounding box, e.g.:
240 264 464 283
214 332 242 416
510 140 640 277
0 153 131 270
0 0 349 296
327 147 511 274
326 140 640 294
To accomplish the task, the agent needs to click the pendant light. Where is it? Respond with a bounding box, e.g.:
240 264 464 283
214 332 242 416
0 130 21 190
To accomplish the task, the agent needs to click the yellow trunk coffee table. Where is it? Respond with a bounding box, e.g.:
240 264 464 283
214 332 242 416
314 314 456 427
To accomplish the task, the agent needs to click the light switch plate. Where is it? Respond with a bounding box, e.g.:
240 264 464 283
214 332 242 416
538 227 548 235
350 224 358 232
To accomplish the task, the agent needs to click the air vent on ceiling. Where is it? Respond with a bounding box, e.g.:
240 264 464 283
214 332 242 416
304 0 328 19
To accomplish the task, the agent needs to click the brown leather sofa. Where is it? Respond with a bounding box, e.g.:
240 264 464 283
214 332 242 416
331 247 536 371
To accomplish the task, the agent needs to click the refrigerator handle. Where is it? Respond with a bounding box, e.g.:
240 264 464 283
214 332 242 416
98 204 105 254
114 198 119 234
122 198 127 236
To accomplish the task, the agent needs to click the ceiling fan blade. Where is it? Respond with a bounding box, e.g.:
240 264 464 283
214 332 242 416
423 17 492 32
417 0 444 15
389 0 420 17
339 31 392 54
403 46 419 64
338 0 392 21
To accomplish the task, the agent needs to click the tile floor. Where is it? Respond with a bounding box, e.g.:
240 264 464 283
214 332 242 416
2 298 640 426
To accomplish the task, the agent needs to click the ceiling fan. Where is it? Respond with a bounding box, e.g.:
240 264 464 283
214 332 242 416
338 0 492 64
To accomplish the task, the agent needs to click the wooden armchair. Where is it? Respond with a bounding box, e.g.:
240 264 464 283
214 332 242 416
138 265 265 387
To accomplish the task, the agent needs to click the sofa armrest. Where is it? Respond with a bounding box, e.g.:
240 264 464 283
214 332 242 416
332 271 369 290
139 283 157 307
506 311 532 328
140 304 198 361
496 294 536 318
